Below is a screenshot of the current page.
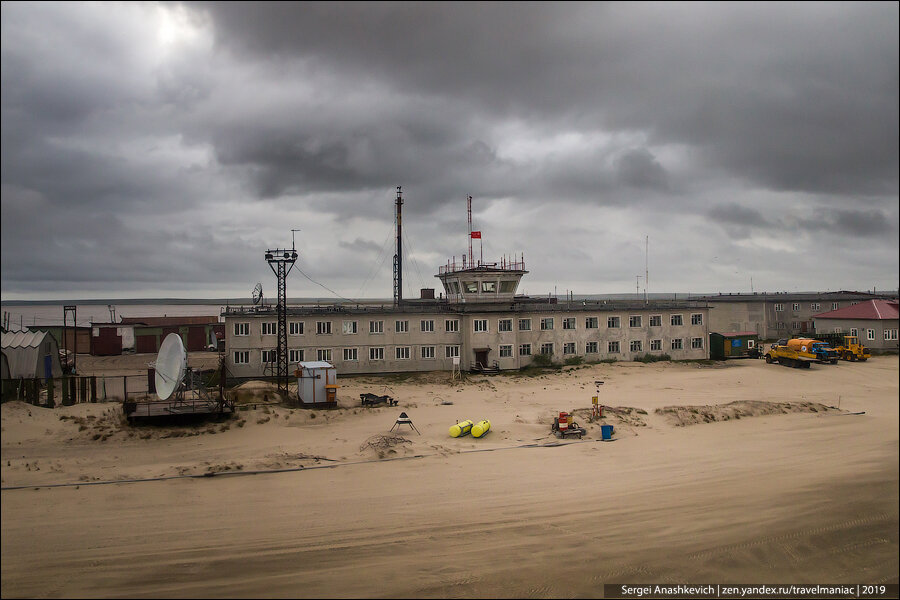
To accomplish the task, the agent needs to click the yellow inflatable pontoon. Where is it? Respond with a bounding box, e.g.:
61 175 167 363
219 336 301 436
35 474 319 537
449 419 474 437
472 419 491 438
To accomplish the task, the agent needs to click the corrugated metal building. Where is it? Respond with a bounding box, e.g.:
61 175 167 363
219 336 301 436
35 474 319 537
1 330 63 380
120 316 221 354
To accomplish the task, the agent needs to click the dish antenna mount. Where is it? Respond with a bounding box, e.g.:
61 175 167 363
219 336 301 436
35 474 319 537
252 282 263 305
154 333 187 401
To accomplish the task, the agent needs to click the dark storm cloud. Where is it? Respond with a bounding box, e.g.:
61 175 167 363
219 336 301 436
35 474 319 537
1 2 898 299
196 1 898 200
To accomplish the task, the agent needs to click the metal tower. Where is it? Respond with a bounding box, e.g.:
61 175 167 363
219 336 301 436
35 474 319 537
393 186 403 306
265 244 297 397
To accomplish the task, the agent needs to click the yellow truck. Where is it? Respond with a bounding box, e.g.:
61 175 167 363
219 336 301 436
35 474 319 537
765 338 838 368
832 335 870 362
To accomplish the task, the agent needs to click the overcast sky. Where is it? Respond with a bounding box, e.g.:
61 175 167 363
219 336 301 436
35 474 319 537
2 2 898 302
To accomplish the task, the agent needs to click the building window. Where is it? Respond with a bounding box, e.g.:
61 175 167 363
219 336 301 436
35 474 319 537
262 350 277 363
563 317 576 330
422 346 436 359
691 313 703 325
289 349 304 363
474 319 488 333
791 322 799 330
608 316 620 328
481 281 496 293
498 319 513 332
369 347 384 360
316 321 332 335
445 319 460 333
608 341 620 353
775 304 784 312
885 329 898 341
262 322 277 336
630 340 642 352
629 315 642 328
866 329 875 341
832 302 839 310
343 348 358 361
519 318 532 331
370 320 384 334
691 337 704 349
342 321 358 335
396 320 409 333
396 346 411 360
289 321 304 335
563 342 576 354
586 317 598 329
671 338 683 350
234 322 249 336
519 343 532 356
811 303 820 311
649 315 662 327
499 344 513 358
792 303 800 311
233 351 249 364
463 281 478 293
850 328 858 337
650 339 662 351
317 349 332 362
540 317 554 331
540 342 554 355
421 319 434 332
446 345 460 358
500 280 517 294
586 341 598 353
777 322 786 330
670 314 683 326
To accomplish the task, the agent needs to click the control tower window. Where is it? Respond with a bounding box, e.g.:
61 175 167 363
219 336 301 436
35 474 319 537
499 281 517 294
464 281 478 293
481 281 496 293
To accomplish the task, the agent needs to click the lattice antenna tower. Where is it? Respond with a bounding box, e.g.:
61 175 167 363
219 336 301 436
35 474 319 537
265 238 298 397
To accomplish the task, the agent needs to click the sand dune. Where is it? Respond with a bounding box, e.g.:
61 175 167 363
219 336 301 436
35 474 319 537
2 357 897 597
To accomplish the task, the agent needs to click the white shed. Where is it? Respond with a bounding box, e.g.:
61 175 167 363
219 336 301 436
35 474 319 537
1 330 63 380
294 361 338 406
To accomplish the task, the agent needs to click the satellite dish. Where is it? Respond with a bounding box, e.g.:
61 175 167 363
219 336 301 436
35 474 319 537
155 333 186 400
252 283 263 305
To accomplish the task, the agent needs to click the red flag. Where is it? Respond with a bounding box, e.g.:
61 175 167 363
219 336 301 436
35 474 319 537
471 231 481 239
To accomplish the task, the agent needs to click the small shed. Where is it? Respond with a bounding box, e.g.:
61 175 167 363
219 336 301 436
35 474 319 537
1 330 63 380
294 361 338 407
710 332 761 360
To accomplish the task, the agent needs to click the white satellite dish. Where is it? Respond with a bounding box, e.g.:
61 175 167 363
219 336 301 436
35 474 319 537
155 333 187 400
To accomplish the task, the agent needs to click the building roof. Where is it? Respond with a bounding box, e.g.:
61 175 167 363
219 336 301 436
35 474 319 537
1 330 52 349
812 299 899 321
713 331 759 338
119 316 219 327
298 361 334 369
699 291 896 303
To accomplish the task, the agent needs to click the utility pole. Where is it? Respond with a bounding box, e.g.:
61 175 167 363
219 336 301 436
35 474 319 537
393 186 403 306
265 238 298 398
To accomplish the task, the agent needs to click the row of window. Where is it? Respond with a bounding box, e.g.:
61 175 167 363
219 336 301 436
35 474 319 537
827 327 897 341
233 338 705 365
774 302 845 312
234 313 703 337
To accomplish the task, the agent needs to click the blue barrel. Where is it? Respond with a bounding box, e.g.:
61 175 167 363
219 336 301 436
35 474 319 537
601 424 614 440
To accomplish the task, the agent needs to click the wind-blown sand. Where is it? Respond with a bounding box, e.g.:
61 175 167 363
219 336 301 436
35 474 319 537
2 357 897 597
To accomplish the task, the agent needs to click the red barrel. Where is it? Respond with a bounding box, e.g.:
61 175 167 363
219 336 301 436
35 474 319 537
558 411 569 431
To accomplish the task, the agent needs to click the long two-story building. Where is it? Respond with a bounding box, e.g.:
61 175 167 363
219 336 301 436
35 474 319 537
224 259 710 378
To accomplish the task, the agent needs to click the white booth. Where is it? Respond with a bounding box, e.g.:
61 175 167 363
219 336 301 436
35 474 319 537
294 361 338 407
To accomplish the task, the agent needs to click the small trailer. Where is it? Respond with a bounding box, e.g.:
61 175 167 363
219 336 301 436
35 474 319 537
551 411 587 439
360 393 398 407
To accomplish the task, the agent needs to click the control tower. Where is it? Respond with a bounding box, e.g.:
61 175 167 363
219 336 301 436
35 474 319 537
435 195 528 303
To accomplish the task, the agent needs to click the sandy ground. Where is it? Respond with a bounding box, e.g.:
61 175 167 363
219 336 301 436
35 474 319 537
1 357 897 598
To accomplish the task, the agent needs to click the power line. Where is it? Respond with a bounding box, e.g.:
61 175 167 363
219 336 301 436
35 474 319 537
295 266 357 304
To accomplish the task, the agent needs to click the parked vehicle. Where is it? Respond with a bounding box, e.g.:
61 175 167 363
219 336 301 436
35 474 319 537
832 335 870 362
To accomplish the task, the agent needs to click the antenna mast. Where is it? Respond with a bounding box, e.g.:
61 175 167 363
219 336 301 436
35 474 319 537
467 195 474 267
645 235 649 303
393 186 403 306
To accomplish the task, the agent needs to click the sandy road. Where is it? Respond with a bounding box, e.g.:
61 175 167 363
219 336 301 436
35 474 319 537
3 397 897 599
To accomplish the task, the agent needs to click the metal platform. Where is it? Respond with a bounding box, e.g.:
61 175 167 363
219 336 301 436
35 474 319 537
124 398 234 421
